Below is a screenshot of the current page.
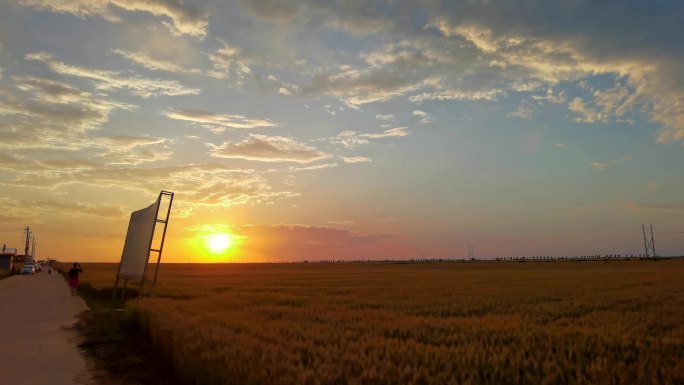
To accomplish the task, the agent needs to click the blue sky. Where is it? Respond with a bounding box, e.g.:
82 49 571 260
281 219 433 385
0 0 683 261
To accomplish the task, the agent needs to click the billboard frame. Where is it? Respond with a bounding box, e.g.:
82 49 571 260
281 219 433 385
113 190 174 299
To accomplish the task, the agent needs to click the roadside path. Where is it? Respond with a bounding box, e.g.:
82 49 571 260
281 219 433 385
0 270 91 385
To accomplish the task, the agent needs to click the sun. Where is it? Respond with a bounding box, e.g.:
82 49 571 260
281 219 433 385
205 233 232 254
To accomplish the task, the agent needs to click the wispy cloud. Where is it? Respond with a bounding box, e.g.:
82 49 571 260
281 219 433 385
26 52 200 98
342 156 371 164
2 163 297 215
375 114 394 121
591 156 632 170
360 127 409 139
112 49 190 73
208 135 330 163
332 127 409 148
409 88 505 103
164 108 277 132
0 197 127 220
288 163 338 172
207 42 252 81
412 110 433 124
19 0 208 38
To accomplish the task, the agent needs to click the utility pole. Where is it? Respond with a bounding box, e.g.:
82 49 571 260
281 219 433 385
642 224 657 258
24 226 31 259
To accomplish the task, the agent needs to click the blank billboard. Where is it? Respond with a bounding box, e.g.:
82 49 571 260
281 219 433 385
118 200 159 281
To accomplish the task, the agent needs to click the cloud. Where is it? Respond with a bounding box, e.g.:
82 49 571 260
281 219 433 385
26 52 200 98
591 156 632 170
412 110 433 124
208 135 331 163
510 103 533 119
0 76 137 151
332 127 409 149
568 85 636 124
308 36 513 107
409 88 505 103
429 4 684 144
91 135 173 165
2 163 297 215
302 67 425 107
327 220 354 226
0 197 127 220
569 97 601 123
0 76 169 163
332 131 370 148
112 49 189 73
207 42 252 81
375 114 394 121
164 108 277 132
360 127 409 139
19 0 208 38
237 0 400 38
32 200 127 218
342 156 371 164
590 161 610 171
287 163 338 172
237 0 299 24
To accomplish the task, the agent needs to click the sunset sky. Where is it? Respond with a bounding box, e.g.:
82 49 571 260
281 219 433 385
1 0 683 262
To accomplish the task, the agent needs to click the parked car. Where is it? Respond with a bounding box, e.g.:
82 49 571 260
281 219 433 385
20 265 35 275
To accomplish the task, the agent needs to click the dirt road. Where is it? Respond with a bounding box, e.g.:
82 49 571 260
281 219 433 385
0 270 91 385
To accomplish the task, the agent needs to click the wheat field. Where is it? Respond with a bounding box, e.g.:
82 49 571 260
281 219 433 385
81 259 684 385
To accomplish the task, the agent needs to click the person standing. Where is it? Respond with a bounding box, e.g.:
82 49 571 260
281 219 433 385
67 263 83 296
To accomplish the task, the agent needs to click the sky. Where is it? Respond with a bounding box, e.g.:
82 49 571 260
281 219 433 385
0 0 683 263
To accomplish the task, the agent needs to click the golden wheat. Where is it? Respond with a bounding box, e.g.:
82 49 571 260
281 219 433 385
83 260 684 384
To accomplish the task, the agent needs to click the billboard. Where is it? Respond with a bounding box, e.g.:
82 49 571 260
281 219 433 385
118 200 159 281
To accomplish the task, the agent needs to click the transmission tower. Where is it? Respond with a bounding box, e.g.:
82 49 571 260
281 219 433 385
642 224 656 257
468 245 475 260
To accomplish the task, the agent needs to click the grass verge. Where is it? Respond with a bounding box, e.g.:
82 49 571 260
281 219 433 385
73 282 184 385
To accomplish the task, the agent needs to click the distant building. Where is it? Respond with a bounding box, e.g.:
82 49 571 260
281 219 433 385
0 247 17 270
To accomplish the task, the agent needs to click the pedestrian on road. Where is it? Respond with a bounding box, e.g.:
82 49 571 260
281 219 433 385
67 263 83 296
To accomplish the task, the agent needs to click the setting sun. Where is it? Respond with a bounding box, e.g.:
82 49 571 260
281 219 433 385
206 233 232 254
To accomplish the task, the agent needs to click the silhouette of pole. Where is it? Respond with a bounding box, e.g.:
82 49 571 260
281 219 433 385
642 225 648 257
24 227 30 258
650 224 657 257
